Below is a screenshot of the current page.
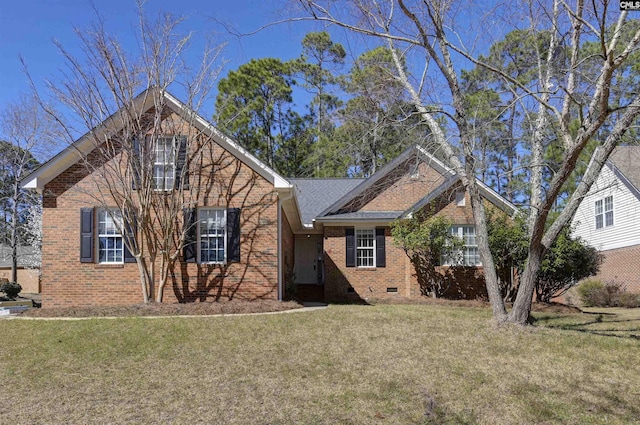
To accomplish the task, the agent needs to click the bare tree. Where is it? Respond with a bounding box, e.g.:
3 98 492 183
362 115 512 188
22 202 42 271
0 96 55 283
293 0 640 324
28 4 224 303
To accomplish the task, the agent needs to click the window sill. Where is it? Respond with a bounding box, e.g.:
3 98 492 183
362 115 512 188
95 263 125 269
356 267 377 271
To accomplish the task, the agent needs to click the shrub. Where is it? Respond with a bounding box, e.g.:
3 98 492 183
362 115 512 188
0 281 22 300
577 279 604 307
535 230 602 303
576 280 640 307
617 292 640 308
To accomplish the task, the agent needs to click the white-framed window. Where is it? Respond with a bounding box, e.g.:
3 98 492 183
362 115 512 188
97 209 123 264
595 195 613 229
153 136 176 190
443 225 481 266
455 189 466 206
198 209 226 264
356 228 375 267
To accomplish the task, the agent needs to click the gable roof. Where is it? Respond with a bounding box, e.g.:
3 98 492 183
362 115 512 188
21 88 291 192
316 145 454 218
316 145 517 219
607 146 640 199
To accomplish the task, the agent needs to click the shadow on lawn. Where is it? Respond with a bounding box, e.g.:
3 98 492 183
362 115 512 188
532 312 640 340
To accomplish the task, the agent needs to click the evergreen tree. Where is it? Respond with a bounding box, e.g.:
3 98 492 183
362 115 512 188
215 58 314 176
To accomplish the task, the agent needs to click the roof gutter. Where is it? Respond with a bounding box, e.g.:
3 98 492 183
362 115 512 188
277 187 294 301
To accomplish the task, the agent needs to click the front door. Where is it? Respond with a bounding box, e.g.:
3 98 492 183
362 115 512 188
294 235 323 284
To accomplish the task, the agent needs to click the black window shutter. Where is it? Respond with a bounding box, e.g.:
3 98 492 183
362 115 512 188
131 136 141 190
124 213 137 263
80 208 94 263
227 208 241 263
376 227 386 268
183 208 197 263
345 227 355 267
175 136 189 190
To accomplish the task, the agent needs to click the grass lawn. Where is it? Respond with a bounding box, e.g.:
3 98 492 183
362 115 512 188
2 304 639 424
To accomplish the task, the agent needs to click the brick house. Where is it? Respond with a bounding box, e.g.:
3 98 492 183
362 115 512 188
290 146 517 302
22 88 517 307
571 146 640 293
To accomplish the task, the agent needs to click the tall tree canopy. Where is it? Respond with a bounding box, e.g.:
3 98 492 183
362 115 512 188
215 57 314 176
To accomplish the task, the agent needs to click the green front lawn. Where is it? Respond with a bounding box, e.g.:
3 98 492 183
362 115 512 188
2 304 639 424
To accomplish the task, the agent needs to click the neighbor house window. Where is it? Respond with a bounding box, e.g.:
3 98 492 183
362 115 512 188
595 196 613 229
153 136 176 190
198 209 226 263
356 228 375 267
443 225 481 266
97 209 123 264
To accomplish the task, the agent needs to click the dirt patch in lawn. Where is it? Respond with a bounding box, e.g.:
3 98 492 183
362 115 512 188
19 299 303 318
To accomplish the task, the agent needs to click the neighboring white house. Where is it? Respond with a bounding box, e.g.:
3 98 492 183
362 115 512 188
571 146 640 293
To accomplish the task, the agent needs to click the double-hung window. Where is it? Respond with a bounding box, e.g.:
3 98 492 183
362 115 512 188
356 229 375 267
199 209 226 263
97 209 123 264
595 196 613 229
153 137 176 190
444 225 481 266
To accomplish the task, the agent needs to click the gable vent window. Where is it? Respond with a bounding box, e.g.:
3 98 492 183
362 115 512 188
455 189 465 207
595 196 614 229
153 137 176 190
410 166 420 179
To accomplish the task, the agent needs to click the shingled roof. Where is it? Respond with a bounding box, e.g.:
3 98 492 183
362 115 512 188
608 146 640 196
289 178 364 226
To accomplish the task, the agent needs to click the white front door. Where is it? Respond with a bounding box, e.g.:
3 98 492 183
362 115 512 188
294 235 323 284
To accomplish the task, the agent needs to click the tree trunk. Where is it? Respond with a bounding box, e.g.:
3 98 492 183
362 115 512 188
10 179 19 283
157 278 166 303
156 257 168 303
136 258 150 303
509 242 544 324
468 179 508 321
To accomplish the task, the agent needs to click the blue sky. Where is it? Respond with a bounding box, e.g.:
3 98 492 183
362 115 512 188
0 0 336 118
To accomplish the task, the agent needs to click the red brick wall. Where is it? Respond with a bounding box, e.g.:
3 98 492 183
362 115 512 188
324 226 409 301
362 162 446 211
589 245 640 293
323 225 487 302
41 113 280 308
322 176 488 301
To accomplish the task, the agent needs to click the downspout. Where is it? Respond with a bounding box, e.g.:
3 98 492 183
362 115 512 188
277 189 294 301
